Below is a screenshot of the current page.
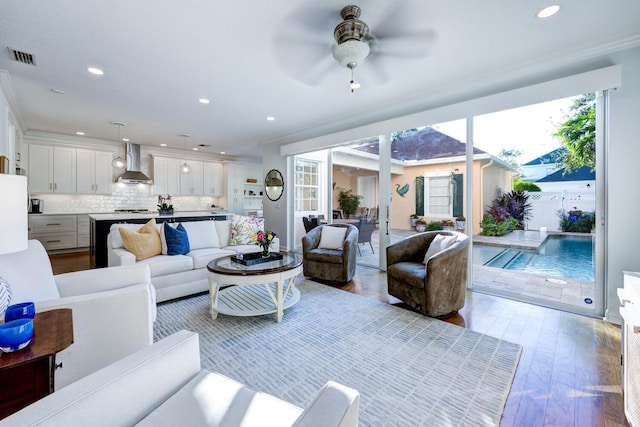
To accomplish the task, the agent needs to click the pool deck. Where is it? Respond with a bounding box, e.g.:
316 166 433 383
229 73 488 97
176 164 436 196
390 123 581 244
299 227 596 314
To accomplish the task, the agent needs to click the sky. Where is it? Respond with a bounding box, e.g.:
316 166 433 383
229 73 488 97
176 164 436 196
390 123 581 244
431 96 577 164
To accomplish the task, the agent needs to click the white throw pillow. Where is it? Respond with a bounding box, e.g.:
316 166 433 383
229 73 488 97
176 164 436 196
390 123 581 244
317 226 348 250
109 223 145 249
182 221 221 250
423 234 457 264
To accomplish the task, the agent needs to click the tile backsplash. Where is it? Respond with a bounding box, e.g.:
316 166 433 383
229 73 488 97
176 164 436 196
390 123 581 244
30 184 222 213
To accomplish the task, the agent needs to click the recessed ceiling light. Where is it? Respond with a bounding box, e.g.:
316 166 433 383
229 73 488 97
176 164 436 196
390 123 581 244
75 131 85 136
220 151 226 155
51 88 65 94
160 143 167 147
536 5 560 18
266 116 275 121
87 67 104 75
198 98 210 104
192 147 198 151
122 138 130 142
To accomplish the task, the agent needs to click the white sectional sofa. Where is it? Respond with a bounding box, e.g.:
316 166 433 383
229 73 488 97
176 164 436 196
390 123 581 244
107 219 279 302
0 330 360 427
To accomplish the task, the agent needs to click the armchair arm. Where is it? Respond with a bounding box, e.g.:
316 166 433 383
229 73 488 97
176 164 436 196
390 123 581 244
293 381 360 427
302 227 322 254
108 247 136 267
55 263 152 297
36 283 155 390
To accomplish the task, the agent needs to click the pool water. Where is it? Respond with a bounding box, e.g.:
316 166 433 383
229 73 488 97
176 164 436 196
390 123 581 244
473 235 594 282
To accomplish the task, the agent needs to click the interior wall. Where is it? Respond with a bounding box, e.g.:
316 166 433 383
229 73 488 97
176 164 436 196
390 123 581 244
262 143 289 251
605 46 640 323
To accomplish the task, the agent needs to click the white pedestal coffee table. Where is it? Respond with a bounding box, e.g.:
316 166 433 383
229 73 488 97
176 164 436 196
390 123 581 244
206 253 303 322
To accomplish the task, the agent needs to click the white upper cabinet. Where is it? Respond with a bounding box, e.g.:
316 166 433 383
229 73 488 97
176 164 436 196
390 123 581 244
226 163 245 214
76 148 113 194
203 162 223 197
28 144 76 193
180 160 204 195
153 156 181 195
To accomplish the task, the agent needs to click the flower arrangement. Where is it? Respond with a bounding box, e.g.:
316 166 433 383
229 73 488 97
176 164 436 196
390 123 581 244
568 206 583 222
157 195 173 215
441 219 455 228
253 229 277 257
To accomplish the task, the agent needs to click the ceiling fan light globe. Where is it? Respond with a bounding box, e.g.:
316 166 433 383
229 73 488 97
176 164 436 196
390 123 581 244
332 40 370 68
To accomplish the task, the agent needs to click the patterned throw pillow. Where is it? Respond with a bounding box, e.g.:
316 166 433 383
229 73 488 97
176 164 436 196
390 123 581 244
229 214 264 245
119 218 162 261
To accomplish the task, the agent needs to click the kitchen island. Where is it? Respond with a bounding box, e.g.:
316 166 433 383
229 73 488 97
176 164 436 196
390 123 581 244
89 211 229 268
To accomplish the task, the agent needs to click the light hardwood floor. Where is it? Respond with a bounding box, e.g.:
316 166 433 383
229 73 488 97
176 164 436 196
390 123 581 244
49 251 627 427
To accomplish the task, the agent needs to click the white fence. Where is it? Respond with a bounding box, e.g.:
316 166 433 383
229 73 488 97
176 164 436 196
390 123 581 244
525 191 596 231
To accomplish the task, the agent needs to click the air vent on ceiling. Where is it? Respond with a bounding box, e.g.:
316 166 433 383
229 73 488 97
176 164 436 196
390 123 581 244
198 144 210 148
8 47 36 66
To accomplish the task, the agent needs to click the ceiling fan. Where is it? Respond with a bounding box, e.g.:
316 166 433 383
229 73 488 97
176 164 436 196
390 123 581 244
273 2 436 91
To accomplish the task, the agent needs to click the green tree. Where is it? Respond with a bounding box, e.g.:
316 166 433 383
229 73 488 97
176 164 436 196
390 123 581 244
497 149 522 169
514 181 541 192
555 93 596 173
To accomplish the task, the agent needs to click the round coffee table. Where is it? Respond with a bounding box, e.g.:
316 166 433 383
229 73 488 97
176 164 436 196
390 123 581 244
206 253 303 322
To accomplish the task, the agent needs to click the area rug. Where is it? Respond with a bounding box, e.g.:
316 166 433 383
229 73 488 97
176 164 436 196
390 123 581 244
154 280 521 426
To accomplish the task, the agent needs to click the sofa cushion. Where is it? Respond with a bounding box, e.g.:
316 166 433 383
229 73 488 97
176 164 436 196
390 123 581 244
182 221 220 250
188 248 235 269
138 254 193 277
119 219 162 261
423 234 457 264
318 226 347 250
0 240 60 303
305 248 345 264
388 262 426 289
136 370 302 427
229 214 264 245
164 223 190 255
214 221 231 247
109 223 146 250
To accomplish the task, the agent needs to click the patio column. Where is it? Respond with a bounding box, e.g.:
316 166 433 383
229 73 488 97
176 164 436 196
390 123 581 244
379 133 391 271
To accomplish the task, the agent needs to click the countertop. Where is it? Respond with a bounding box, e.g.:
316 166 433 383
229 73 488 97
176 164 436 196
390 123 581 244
87 210 229 221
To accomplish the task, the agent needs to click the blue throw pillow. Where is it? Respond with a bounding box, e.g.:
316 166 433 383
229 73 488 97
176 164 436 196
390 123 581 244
164 222 190 255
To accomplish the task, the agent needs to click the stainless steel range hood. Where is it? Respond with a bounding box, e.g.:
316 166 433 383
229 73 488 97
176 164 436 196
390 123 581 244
118 143 152 184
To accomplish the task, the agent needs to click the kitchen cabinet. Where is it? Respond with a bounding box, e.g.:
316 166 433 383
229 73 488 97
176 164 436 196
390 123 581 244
203 162 223 196
28 214 78 251
153 156 181 195
180 160 204 195
28 145 77 193
226 163 244 214
76 149 113 194
77 215 90 247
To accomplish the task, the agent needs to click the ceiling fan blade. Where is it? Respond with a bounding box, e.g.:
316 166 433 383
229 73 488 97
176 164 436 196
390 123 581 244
271 4 341 86
368 30 438 59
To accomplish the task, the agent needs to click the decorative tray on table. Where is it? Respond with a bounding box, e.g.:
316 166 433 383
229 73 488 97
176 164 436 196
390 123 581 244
231 252 283 266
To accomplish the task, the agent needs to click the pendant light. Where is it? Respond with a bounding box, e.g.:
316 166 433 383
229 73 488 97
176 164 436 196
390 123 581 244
179 133 191 174
111 122 127 170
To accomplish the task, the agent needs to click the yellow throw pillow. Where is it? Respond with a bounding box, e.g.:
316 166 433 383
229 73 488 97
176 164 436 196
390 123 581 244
119 218 162 261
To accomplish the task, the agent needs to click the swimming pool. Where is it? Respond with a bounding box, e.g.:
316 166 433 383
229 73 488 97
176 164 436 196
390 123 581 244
473 235 594 282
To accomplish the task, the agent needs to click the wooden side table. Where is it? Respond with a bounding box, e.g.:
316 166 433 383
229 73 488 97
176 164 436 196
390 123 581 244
0 308 73 419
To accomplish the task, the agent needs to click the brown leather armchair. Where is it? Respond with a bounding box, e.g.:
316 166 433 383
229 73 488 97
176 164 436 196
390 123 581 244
386 231 469 317
302 224 358 284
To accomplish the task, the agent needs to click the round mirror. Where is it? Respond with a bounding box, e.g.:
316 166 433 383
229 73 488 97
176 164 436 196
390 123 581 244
264 169 284 201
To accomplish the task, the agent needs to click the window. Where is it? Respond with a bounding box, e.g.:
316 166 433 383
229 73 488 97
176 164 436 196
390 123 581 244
425 175 452 217
295 159 319 212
